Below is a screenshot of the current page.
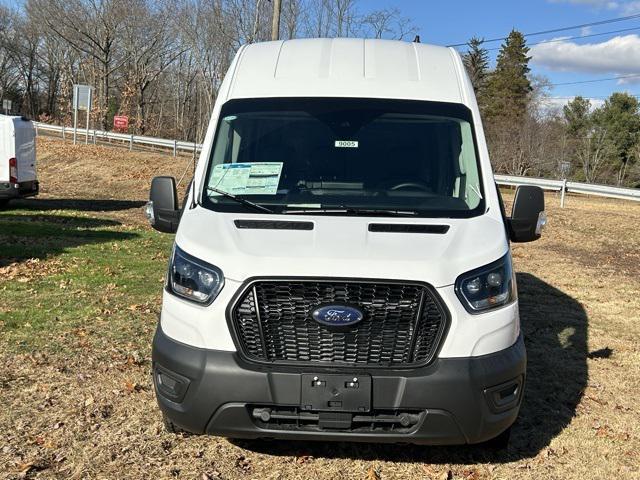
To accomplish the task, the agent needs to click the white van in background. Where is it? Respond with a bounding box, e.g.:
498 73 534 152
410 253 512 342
146 38 546 447
0 115 39 207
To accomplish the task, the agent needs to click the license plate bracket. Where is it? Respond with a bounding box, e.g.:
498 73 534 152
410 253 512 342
300 374 371 412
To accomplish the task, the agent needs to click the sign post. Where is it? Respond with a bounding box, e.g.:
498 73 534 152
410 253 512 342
2 99 11 115
559 161 570 209
72 85 93 145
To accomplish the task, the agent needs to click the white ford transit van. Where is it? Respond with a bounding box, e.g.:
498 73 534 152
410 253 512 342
0 115 38 207
146 39 546 446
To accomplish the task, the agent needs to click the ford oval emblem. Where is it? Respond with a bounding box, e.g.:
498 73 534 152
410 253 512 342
311 304 364 327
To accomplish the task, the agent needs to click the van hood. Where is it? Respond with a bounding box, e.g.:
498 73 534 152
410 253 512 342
175 207 509 288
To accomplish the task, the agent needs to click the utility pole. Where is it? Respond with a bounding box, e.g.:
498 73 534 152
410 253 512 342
271 0 281 41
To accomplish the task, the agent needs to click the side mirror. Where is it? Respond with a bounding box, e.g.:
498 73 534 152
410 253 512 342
507 185 546 243
146 176 180 233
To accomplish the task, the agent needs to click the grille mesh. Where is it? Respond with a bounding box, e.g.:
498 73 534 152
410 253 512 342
231 280 447 366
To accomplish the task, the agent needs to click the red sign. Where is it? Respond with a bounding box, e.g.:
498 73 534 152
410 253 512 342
113 115 129 131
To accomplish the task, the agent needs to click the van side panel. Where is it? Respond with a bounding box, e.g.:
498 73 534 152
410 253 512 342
0 116 38 200
14 120 37 182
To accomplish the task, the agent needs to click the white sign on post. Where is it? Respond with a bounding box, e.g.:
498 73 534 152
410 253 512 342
73 85 92 111
72 84 93 144
2 99 11 115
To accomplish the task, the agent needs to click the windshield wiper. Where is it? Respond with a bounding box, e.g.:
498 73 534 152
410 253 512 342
206 187 274 214
282 207 418 216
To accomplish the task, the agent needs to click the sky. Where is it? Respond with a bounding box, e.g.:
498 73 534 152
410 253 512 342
369 0 640 109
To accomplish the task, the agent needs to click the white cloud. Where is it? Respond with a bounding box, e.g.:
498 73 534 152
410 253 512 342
540 96 606 110
531 34 640 82
538 96 606 117
580 26 593 35
549 0 619 9
619 0 640 13
548 0 640 12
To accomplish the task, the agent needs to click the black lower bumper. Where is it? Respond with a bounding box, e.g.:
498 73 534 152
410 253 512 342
152 326 526 445
0 180 39 200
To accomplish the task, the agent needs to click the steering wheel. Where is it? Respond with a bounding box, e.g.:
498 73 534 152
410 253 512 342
389 182 432 192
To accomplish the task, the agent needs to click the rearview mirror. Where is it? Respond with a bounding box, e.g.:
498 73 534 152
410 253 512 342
507 185 546 243
146 176 180 233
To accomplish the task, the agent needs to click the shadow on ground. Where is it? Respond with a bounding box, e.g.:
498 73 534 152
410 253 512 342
7 198 146 212
234 273 588 463
0 212 138 267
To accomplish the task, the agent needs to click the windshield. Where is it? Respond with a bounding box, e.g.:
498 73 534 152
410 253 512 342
202 98 484 217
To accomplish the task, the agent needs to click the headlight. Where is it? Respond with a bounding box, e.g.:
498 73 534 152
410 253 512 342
455 253 516 313
168 245 224 304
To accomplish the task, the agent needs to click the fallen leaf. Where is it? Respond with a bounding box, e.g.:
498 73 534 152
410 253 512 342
202 472 222 480
235 454 251 472
366 466 382 480
17 462 33 473
438 470 452 480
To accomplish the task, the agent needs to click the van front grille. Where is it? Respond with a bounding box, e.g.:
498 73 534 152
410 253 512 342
230 279 448 367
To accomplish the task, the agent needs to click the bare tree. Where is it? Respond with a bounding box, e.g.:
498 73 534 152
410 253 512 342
331 0 357 37
0 7 21 106
281 0 302 39
4 10 42 118
578 128 610 184
120 0 184 134
361 7 416 40
29 0 129 128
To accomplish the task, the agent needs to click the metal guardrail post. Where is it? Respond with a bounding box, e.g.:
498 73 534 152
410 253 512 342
173 140 177 157
561 179 567 208
130 134 134 151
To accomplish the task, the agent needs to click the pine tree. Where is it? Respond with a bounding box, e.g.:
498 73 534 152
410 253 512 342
484 29 532 123
597 93 640 184
563 96 591 137
462 37 489 109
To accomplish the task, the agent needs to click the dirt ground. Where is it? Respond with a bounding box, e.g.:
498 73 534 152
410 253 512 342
1 137 639 479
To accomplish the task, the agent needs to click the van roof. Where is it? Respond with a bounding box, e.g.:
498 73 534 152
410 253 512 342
227 38 466 105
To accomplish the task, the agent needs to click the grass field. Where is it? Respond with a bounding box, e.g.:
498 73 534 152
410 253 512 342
1 137 639 479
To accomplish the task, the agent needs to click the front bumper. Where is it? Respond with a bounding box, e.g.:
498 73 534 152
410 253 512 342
152 326 526 445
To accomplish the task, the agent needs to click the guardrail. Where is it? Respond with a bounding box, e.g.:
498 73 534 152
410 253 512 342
495 174 640 206
33 122 202 156
33 122 639 206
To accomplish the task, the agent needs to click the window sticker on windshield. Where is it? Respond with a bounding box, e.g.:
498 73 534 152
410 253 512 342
209 162 283 195
334 140 359 148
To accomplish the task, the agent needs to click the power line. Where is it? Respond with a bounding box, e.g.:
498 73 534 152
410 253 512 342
446 12 640 47
550 73 640 86
541 94 640 99
485 25 640 51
